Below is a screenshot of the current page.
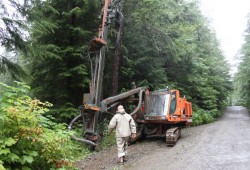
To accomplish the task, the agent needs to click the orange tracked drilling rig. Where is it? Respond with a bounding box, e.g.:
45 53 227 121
68 0 192 148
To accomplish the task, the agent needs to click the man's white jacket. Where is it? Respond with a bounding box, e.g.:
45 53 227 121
108 111 136 137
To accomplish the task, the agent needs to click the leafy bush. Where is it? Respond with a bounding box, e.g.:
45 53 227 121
192 112 203 126
202 113 214 124
192 108 217 126
49 103 79 124
0 82 88 169
98 119 116 149
209 109 222 119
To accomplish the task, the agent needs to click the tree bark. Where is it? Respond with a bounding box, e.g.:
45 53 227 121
112 1 124 96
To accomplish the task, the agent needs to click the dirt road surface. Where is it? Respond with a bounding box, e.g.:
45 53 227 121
77 106 250 170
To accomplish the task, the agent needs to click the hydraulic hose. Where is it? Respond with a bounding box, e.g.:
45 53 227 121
130 89 144 116
68 114 98 147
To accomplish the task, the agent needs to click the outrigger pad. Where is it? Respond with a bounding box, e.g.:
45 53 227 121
88 37 107 51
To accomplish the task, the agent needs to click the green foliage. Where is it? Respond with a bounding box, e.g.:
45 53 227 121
0 0 29 81
209 109 222 119
191 107 223 126
0 82 88 169
233 14 250 110
49 103 78 123
24 0 101 122
122 0 231 112
192 112 203 126
98 119 116 149
0 0 27 52
1 0 233 156
0 55 27 81
192 109 216 126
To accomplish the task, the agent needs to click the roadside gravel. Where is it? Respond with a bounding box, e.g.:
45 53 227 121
77 106 250 170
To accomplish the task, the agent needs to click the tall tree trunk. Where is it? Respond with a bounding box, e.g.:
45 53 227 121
112 1 123 96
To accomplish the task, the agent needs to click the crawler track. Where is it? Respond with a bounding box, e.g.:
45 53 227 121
166 127 181 146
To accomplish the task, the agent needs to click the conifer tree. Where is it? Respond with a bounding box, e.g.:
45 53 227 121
26 0 100 121
234 14 250 109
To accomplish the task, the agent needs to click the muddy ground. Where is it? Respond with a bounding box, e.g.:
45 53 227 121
77 106 250 170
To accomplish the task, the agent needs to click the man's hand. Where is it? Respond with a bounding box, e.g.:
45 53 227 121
131 133 136 139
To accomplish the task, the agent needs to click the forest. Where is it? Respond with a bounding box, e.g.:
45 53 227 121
0 0 248 169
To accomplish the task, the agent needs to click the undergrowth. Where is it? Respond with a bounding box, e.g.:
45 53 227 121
0 82 89 170
192 108 222 126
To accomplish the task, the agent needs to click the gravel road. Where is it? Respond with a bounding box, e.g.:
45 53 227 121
77 106 250 170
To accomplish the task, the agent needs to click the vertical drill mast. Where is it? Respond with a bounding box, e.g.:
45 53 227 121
69 0 123 147
84 0 113 140
91 0 111 132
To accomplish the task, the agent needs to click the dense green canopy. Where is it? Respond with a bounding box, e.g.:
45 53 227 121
0 0 232 119
121 0 231 111
233 13 250 109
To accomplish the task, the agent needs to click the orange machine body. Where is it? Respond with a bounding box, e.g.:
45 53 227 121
143 89 192 126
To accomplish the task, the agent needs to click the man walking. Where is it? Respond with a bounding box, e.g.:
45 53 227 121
108 105 136 164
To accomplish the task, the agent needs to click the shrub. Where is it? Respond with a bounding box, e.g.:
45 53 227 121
99 119 116 149
192 108 216 126
192 112 203 126
209 109 222 119
202 113 214 124
0 82 87 169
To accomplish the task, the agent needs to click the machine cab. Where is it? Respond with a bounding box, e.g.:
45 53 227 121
144 89 192 123
144 89 173 120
